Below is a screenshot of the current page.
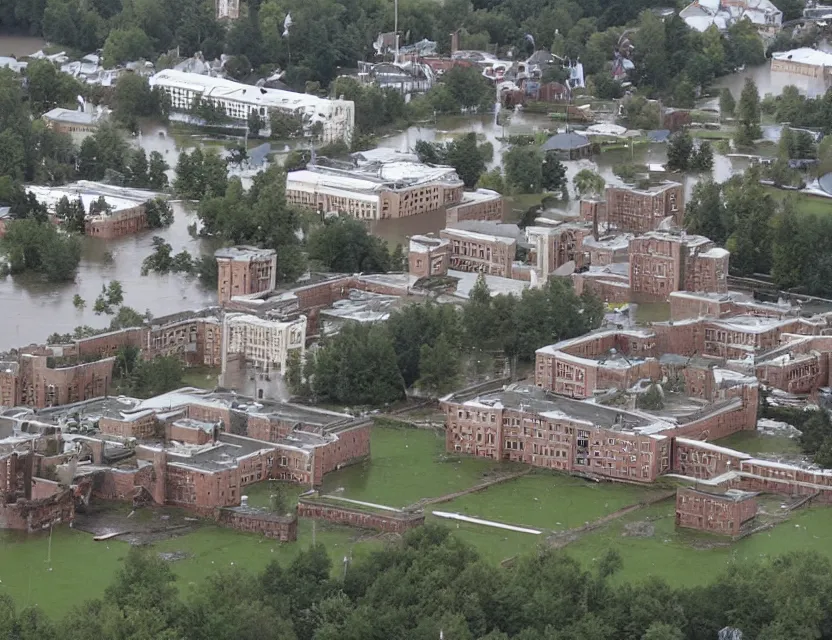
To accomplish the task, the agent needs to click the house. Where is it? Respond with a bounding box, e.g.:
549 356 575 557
680 0 782 33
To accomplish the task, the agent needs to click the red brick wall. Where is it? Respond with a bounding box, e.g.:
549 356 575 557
100 414 158 439
0 489 74 532
572 274 631 303
298 499 424 533
675 487 755 537
215 508 298 541
445 195 504 225
167 423 213 445
75 328 147 360
672 439 748 479
311 424 370 484
85 205 148 238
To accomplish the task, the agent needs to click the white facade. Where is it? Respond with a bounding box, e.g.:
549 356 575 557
149 69 354 145
221 313 307 376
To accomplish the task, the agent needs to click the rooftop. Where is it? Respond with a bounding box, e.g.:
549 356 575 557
409 235 450 254
215 246 277 261
26 181 151 214
541 132 591 151
42 108 98 125
771 48 832 68
440 227 516 246
149 69 349 112
449 384 672 434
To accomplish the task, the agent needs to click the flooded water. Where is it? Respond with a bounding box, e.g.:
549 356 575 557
0 35 47 57
0 203 217 350
0 59 809 350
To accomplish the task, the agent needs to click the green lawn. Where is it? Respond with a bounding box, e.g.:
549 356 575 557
565 502 832 587
715 430 802 456
0 518 375 619
434 473 668 533
180 366 220 390
320 426 510 508
635 302 671 323
763 187 832 217
691 129 733 140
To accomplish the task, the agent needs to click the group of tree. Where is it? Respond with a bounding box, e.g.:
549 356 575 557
665 131 714 173
195 165 304 282
9 525 832 639
92 279 124 314
685 167 832 297
113 347 185 397
174 147 228 200
111 73 170 131
292 276 603 406
0 218 82 282
415 133 490 188
140 236 217 287
762 401 832 468
307 216 404 274
500 146 567 196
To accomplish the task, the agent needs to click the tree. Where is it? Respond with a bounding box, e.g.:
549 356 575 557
174 148 228 199
248 111 264 137
26 59 82 116
55 196 86 234
504 146 543 193
1 219 82 282
415 133 487 189
307 217 391 274
691 141 714 171
719 88 736 118
145 198 174 228
735 77 762 147
131 356 184 397
541 152 567 193
642 622 684 640
666 131 694 172
438 66 494 113
113 74 168 129
771 200 803 290
622 95 661 130
417 333 461 395
73 294 86 309
477 168 505 194
127 149 150 187
686 179 729 244
308 323 405 405
148 151 170 190
102 27 154 68
573 169 605 200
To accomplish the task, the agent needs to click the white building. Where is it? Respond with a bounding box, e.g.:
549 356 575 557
149 69 355 145
680 0 782 33
221 313 307 377
285 153 463 220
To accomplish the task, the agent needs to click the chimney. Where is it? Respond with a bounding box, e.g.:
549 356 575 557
592 203 599 240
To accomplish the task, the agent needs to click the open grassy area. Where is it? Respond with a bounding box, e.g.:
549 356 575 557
0 518 375 620
763 187 832 217
180 366 220 390
691 129 733 140
320 426 510 508
427 474 671 563
435 473 668 532
715 430 802 456
565 502 832 587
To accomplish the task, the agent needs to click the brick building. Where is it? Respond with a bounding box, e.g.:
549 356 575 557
285 157 464 220
0 451 75 533
445 189 504 225
85 202 148 238
439 228 516 278
675 486 757 537
629 232 729 302
535 329 658 399
14 354 114 408
669 290 795 322
42 107 102 134
572 265 632 304
525 224 591 280
409 235 451 279
580 182 684 234
216 246 278 305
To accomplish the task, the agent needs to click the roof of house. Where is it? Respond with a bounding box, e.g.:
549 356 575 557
541 131 591 151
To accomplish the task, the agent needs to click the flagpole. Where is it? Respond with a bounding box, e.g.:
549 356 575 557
394 0 399 63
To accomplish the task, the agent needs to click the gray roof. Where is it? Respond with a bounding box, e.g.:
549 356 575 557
541 132 590 151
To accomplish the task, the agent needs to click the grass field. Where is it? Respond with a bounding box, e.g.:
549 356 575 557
180 366 220 390
319 426 510 508
565 502 832 587
715 430 802 455
763 187 832 217
0 518 375 619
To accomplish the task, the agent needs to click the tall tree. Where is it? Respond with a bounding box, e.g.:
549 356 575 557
735 77 762 147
